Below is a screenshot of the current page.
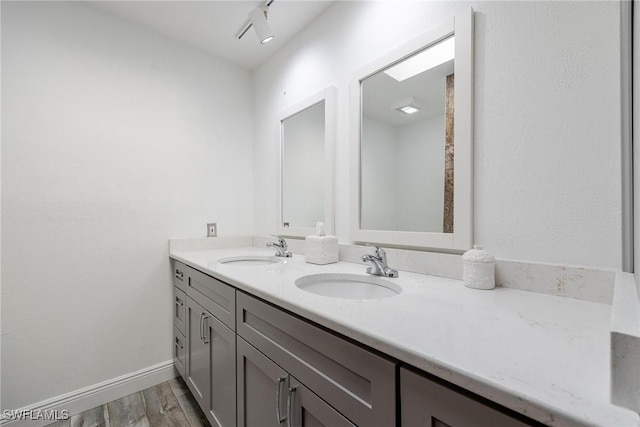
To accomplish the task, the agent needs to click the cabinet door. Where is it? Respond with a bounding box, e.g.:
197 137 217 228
173 260 187 292
187 266 236 330
237 337 288 427
400 367 531 427
173 327 186 379
288 378 355 427
174 287 186 335
205 311 236 427
186 296 210 412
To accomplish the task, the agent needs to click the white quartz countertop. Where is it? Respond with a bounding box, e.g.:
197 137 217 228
170 247 639 427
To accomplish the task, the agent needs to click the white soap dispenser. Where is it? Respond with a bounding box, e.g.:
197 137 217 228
462 245 495 290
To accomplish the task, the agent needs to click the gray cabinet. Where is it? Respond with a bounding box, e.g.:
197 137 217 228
206 311 236 427
172 260 188 381
236 291 396 427
186 296 209 410
173 260 187 292
237 337 288 427
183 265 237 426
400 367 531 427
186 295 236 427
237 337 354 427
173 327 186 379
186 266 235 330
174 287 186 335
288 377 355 427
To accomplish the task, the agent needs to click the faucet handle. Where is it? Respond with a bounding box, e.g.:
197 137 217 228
267 236 292 257
270 234 286 245
361 244 397 277
365 243 385 259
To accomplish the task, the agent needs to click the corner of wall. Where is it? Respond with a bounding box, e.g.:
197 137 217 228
633 0 640 302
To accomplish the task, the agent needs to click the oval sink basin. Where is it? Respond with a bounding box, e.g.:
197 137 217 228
295 273 401 300
218 256 282 266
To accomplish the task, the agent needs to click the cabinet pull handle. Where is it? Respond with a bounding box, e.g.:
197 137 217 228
199 312 206 342
276 376 287 423
175 269 184 280
287 386 297 427
203 314 211 344
175 296 184 306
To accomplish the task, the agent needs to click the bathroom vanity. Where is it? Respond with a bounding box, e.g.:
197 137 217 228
169 245 638 427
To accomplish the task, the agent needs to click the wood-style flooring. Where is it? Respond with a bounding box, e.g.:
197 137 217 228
46 377 209 427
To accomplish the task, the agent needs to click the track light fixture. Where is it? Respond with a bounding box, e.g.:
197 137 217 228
249 6 274 44
236 1 275 45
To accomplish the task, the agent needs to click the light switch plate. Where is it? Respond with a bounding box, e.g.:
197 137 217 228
207 223 217 237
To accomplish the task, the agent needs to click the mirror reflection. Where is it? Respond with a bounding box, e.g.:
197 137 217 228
360 36 455 233
281 101 325 229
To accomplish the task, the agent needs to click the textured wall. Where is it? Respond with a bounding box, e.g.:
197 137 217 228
1 2 254 409
253 1 622 269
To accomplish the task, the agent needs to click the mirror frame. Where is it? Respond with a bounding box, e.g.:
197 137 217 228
277 86 336 238
350 8 474 250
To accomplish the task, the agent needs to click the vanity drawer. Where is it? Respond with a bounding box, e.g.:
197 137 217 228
401 366 534 427
186 266 235 331
172 260 187 292
236 291 396 427
173 327 186 379
174 287 186 335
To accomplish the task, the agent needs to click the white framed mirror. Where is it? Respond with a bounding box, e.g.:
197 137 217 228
277 87 336 237
350 8 473 250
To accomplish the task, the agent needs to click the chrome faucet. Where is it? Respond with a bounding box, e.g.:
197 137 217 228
362 246 398 278
266 237 292 258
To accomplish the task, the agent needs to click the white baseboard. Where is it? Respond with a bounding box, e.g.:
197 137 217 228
1 360 177 427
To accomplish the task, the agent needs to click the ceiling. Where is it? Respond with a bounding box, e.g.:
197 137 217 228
91 1 334 70
363 59 455 127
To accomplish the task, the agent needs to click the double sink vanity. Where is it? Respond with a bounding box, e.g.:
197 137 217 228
167 6 638 427
169 240 639 427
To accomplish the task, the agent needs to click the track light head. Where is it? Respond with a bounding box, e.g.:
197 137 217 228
249 6 274 44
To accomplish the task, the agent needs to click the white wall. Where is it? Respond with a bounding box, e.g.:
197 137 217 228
253 1 623 269
396 116 445 232
361 115 445 232
361 116 397 230
282 103 324 228
1 1 254 410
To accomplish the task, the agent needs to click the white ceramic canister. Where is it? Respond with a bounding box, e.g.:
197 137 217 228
462 245 495 290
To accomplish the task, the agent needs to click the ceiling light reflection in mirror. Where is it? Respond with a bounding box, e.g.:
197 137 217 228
384 36 455 82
